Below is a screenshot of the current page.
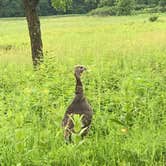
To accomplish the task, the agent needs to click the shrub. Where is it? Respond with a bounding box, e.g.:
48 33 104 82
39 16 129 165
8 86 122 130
116 0 135 15
147 7 160 13
134 4 148 11
98 0 115 7
149 15 159 22
135 7 163 14
159 0 166 8
158 0 166 13
159 7 166 12
88 6 117 16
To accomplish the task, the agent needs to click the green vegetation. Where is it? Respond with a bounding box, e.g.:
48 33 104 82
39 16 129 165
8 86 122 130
88 0 135 16
0 0 166 17
0 0 98 17
149 15 158 22
0 0 56 17
88 6 117 16
115 0 135 15
0 14 166 165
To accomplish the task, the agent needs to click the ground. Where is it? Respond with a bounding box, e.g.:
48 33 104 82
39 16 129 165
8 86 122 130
0 14 166 165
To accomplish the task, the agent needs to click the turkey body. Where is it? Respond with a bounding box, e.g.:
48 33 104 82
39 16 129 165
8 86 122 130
62 95 93 142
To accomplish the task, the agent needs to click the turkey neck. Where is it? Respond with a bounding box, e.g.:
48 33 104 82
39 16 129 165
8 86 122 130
75 74 83 96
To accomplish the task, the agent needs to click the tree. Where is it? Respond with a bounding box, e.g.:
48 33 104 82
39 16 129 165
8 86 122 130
99 0 115 7
38 0 56 15
51 0 72 13
72 0 88 14
116 0 135 15
159 0 166 7
84 0 99 10
0 0 24 17
0 1 56 18
23 0 43 67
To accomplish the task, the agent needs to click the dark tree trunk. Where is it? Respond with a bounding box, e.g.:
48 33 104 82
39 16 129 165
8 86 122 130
23 0 43 67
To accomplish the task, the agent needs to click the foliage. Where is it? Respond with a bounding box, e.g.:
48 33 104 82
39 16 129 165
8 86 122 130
88 6 117 16
115 0 135 15
88 0 136 16
0 0 165 17
51 0 72 12
149 15 158 22
0 0 55 17
135 0 158 5
51 0 99 14
134 4 151 10
159 0 166 8
159 0 166 13
98 0 116 7
159 6 166 13
0 15 166 165
38 0 56 15
0 0 24 17
84 0 100 11
71 0 88 14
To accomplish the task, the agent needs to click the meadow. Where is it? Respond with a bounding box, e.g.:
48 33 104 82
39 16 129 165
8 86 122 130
0 14 166 165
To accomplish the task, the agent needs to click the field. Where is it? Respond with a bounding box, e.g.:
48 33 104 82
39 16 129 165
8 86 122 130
0 14 166 165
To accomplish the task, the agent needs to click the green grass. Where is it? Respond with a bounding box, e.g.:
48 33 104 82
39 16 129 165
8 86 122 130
0 14 166 165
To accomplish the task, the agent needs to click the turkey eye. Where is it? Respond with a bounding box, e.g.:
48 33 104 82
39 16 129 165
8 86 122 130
80 66 83 69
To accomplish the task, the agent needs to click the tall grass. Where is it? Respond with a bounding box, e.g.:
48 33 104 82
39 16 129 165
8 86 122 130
0 14 166 165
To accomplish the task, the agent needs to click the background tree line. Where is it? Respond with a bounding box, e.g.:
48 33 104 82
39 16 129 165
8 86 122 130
0 0 165 17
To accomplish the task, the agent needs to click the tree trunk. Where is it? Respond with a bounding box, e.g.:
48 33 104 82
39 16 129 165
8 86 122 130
23 0 43 67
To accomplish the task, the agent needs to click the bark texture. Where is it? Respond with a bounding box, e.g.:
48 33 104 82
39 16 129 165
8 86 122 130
23 0 43 67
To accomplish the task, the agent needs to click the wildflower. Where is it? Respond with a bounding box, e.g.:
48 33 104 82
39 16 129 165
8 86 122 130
121 128 128 133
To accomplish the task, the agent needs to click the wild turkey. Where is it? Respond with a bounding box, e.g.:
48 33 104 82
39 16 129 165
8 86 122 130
62 65 93 143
